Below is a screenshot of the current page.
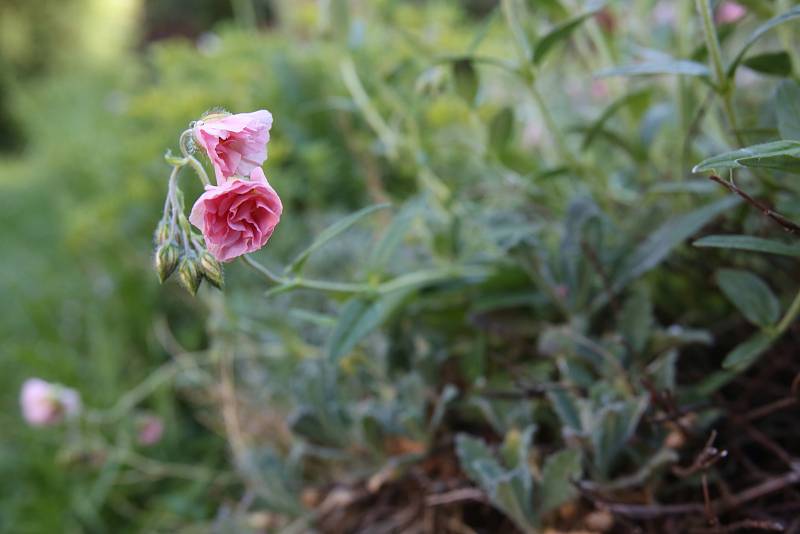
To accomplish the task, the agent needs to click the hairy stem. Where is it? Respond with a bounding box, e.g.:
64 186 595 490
179 129 211 186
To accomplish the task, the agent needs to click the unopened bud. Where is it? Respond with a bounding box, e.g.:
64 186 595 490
178 254 202 295
155 244 179 283
154 220 170 245
199 252 224 289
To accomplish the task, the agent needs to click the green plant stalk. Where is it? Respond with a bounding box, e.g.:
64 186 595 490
243 254 374 294
772 286 800 336
528 80 581 173
695 0 744 146
179 129 210 186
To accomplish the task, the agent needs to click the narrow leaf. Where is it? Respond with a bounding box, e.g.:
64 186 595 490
286 203 390 274
597 60 710 78
540 449 583 513
722 332 774 370
582 89 650 149
716 269 780 327
692 140 800 173
533 1 605 65
776 80 800 140
742 51 793 77
366 200 420 276
693 235 800 257
488 107 514 153
326 289 411 362
455 433 500 486
727 6 800 78
453 59 478 103
604 196 740 300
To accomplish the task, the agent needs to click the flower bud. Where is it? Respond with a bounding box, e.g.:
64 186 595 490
155 243 179 283
154 219 170 245
199 251 224 289
177 254 202 295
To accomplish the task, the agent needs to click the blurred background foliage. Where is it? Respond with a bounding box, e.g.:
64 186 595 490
2 0 800 532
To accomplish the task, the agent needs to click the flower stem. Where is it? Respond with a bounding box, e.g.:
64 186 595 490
774 287 800 336
242 254 374 295
179 129 211 186
695 0 744 146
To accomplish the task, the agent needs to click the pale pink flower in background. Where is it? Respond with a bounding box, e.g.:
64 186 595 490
716 1 746 23
189 167 283 262
20 378 81 427
194 110 273 184
137 415 165 446
652 1 676 26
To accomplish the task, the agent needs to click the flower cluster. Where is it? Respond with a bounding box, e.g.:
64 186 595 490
154 109 282 293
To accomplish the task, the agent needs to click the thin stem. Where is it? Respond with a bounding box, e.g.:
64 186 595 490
179 129 211 186
242 254 284 284
242 254 373 294
775 287 800 336
696 0 744 146
696 0 726 90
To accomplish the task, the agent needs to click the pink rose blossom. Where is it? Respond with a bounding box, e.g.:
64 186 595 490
189 167 282 262
137 415 165 446
716 1 746 24
20 378 81 427
194 110 273 184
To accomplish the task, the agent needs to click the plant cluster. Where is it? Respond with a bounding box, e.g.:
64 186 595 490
5 1 800 532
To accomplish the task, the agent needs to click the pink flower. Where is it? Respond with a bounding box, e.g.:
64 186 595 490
716 1 746 24
20 378 81 427
193 110 273 184
137 415 165 446
189 167 282 262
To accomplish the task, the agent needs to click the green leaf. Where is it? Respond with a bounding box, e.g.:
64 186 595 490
286 203 390 274
533 1 605 65
602 196 740 303
429 384 458 432
365 201 421 276
456 434 500 485
722 332 775 371
716 269 780 327
776 80 800 140
597 59 710 78
540 448 583 513
618 288 653 354
483 467 537 532
591 396 649 476
727 6 800 78
692 140 800 173
693 235 800 257
547 389 584 435
326 289 411 362
488 107 514 153
582 89 650 150
457 428 538 532
742 51 793 77
453 59 478 103
377 265 489 294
